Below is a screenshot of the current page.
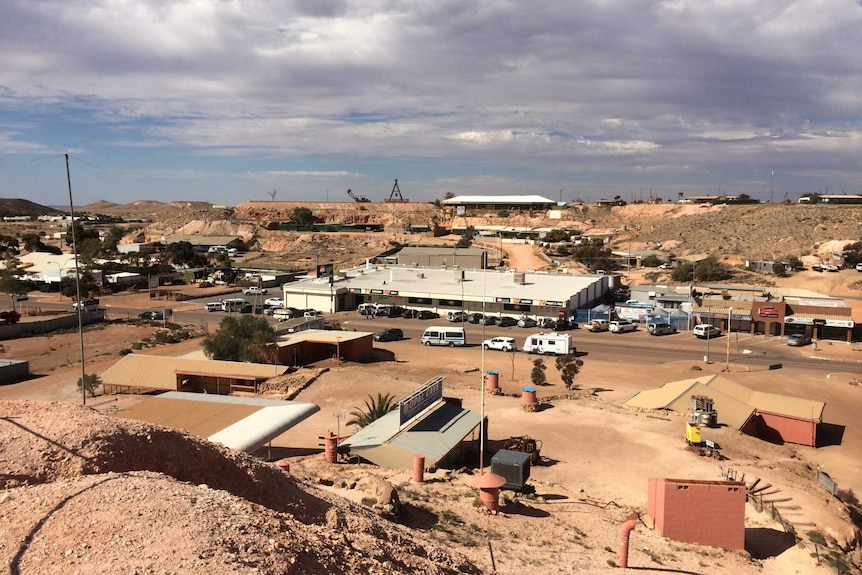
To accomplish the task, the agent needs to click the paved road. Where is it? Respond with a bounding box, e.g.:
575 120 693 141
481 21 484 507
338 312 862 374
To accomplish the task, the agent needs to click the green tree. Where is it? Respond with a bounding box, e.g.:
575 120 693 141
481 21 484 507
202 315 275 362
842 242 862 267
346 393 398 428
772 261 788 277
64 221 99 250
544 229 570 242
530 358 547 386
694 255 729 281
641 254 662 268
555 355 584 390
671 262 694 282
291 207 315 225
456 226 476 248
0 254 30 306
77 373 101 397
162 241 207 267
61 271 100 299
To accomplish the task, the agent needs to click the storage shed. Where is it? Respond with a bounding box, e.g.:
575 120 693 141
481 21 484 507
647 478 746 550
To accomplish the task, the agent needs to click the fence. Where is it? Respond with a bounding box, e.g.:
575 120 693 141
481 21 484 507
816 469 839 496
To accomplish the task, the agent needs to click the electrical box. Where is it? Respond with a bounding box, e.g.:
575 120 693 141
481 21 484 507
491 449 531 491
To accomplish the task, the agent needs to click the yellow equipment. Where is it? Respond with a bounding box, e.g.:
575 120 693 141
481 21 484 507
685 422 702 445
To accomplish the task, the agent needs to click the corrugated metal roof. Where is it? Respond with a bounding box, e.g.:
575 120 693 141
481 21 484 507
101 354 288 390
341 401 482 469
784 312 852 321
625 374 824 429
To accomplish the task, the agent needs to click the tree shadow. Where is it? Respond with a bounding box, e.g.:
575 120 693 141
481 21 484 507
500 499 550 518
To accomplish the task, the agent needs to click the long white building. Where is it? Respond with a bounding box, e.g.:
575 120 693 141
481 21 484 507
282 265 610 319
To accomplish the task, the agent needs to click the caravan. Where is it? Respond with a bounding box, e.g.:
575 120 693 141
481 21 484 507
522 332 574 355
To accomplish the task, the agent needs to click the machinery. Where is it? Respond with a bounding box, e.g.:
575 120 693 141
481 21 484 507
383 179 410 203
346 188 370 203
503 435 542 465
685 396 720 457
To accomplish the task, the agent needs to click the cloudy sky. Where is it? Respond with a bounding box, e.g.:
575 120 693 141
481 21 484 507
1 0 861 207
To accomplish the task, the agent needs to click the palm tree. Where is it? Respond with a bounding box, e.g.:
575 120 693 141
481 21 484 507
347 393 398 428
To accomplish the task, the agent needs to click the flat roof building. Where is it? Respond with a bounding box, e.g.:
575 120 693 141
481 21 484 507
283 265 610 319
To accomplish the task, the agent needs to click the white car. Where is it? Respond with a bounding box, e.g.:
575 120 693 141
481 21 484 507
482 337 517 352
693 324 721 339
264 297 284 308
609 320 637 333
243 286 268 295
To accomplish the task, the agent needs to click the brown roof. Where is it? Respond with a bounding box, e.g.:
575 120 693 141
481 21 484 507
624 374 825 427
101 354 288 391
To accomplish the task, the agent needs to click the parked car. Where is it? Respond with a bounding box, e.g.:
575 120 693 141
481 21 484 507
498 316 518 327
468 313 486 324
648 322 677 336
401 309 420 319
72 298 99 311
264 297 284 308
416 310 440 320
386 306 406 318
482 337 517 352
139 310 170 320
0 310 21 325
555 318 575 331
374 327 404 342
243 286 268 295
204 302 223 312
609 320 637 333
585 319 610 332
693 324 721 339
447 311 469 322
517 317 538 328
786 333 812 347
856 262 862 272
539 318 556 329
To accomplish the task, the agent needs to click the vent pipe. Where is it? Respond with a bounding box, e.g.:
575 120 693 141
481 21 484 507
618 512 639 568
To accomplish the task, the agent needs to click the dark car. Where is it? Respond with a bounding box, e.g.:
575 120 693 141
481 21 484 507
498 316 518 327
138 310 170 320
540 318 555 329
0 310 21 325
401 309 419 319
480 315 498 326
554 318 573 331
786 333 812 347
386 306 406 318
517 317 538 328
374 327 404 342
416 310 440 320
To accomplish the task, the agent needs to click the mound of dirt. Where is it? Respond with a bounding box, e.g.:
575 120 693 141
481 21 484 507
0 400 480 575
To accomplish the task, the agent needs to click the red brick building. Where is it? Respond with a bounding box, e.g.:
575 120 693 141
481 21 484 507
647 478 746 550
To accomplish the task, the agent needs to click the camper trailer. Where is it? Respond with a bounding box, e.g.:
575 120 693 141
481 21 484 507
522 332 574 356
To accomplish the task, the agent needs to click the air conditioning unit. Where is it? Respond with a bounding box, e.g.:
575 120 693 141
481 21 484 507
514 272 526 285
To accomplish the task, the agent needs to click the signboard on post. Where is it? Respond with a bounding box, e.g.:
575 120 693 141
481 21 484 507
399 376 444 426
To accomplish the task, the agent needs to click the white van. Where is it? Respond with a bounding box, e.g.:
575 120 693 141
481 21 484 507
421 326 466 347
221 298 249 312
522 332 574 355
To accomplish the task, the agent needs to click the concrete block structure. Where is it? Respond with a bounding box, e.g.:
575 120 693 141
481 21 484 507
647 478 746 550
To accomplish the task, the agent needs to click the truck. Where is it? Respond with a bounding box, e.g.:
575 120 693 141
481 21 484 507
522 332 574 356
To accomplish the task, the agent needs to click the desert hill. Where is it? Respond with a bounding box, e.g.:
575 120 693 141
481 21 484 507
0 400 479 575
0 198 64 216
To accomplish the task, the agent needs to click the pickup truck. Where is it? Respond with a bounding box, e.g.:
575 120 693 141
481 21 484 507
243 286 268 295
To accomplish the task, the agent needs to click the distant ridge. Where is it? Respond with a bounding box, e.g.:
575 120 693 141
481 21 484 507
79 200 120 212
0 198 64 216
77 200 213 217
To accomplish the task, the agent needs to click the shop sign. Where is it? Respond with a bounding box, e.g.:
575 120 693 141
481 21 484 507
758 307 779 318
784 316 813 325
826 319 855 328
495 297 511 303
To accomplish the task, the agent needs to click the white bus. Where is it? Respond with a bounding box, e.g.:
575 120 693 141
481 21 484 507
421 326 466 347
